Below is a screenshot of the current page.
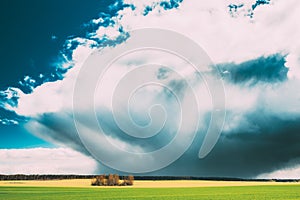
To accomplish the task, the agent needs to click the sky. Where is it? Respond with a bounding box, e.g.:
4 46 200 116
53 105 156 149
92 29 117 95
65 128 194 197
1 0 300 178
0 0 119 147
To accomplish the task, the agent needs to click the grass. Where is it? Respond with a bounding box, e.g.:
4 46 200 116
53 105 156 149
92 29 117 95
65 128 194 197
1 185 300 200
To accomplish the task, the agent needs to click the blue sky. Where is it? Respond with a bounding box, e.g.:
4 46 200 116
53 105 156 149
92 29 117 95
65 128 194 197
1 0 300 178
0 0 118 91
0 0 118 149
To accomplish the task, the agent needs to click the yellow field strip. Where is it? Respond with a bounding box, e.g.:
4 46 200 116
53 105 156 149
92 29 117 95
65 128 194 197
1 179 300 188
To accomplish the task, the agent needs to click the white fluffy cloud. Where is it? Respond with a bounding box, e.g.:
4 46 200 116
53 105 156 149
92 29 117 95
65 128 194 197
3 0 300 118
119 0 300 63
0 148 97 175
1 0 300 177
3 0 299 117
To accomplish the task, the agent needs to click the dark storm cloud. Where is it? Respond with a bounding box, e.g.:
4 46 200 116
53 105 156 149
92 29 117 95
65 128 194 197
1 0 300 178
138 54 300 177
14 52 300 178
219 54 288 85
26 112 89 154
155 113 300 178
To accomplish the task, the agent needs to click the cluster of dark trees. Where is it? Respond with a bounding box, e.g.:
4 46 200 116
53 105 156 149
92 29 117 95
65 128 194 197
91 174 134 186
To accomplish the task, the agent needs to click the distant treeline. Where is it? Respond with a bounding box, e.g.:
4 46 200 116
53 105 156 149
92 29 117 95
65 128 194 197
0 174 299 182
0 174 94 181
134 176 300 182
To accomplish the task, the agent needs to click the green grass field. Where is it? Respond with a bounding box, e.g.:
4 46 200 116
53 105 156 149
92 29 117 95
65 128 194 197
1 185 300 200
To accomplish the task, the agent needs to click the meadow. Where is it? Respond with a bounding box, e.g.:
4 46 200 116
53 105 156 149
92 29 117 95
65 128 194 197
1 185 300 200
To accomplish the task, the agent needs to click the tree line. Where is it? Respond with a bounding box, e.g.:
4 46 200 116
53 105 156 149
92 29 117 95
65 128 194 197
0 174 298 182
0 174 94 180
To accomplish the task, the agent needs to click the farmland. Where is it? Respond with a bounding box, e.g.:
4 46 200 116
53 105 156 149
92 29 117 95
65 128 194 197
1 185 300 200
1 180 300 199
